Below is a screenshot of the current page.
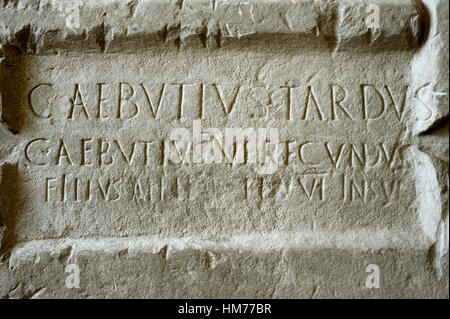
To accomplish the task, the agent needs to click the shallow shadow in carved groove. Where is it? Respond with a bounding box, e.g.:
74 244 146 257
0 163 22 254
0 45 29 134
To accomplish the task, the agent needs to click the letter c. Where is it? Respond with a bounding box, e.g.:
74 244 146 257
299 141 321 166
28 83 54 118
25 138 50 165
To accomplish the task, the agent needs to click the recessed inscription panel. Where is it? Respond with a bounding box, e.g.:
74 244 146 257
2 43 428 241
0 0 448 299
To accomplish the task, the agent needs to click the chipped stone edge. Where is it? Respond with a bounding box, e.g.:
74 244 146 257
0 0 423 53
3 229 433 269
410 0 449 278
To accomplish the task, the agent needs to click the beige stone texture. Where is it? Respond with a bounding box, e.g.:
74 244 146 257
0 0 448 298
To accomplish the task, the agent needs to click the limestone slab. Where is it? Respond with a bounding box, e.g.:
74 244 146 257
0 0 448 298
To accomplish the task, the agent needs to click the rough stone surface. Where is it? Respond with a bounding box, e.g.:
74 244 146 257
0 0 448 298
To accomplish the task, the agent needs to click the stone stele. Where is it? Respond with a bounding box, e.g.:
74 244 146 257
0 0 448 298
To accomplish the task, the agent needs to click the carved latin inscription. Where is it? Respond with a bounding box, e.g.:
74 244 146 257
2 48 425 240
